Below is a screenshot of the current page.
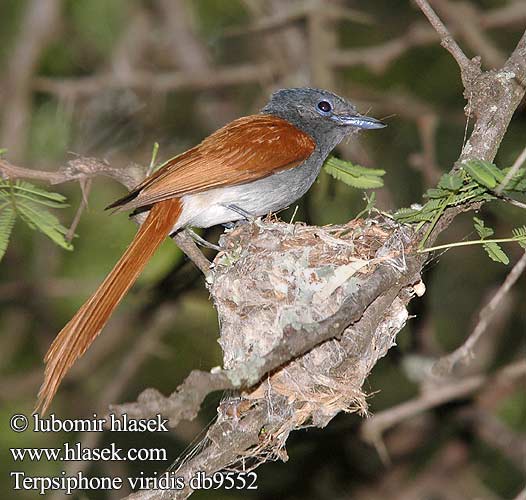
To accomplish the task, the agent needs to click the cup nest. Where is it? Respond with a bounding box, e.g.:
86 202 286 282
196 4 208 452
208 216 413 464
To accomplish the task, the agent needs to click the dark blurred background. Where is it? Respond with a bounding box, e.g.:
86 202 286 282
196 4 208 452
1 0 525 498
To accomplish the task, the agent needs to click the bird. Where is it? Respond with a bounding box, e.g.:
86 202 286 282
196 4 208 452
36 87 385 414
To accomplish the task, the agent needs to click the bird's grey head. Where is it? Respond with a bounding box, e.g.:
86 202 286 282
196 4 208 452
261 88 385 153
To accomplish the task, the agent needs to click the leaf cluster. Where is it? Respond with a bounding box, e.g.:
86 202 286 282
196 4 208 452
393 159 526 250
0 180 72 261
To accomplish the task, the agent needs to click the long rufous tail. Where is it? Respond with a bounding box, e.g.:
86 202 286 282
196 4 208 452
35 198 182 414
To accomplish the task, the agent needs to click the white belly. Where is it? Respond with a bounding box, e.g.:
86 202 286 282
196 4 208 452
170 147 327 231
175 180 290 229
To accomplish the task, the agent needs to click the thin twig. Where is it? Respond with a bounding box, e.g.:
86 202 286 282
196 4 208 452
495 193 526 210
66 178 92 242
361 359 526 445
418 235 526 253
224 3 371 38
468 408 526 473
331 1 526 72
172 231 211 276
495 142 526 194
414 0 475 80
0 156 145 191
33 63 277 98
432 0 506 68
0 158 70 184
433 250 526 375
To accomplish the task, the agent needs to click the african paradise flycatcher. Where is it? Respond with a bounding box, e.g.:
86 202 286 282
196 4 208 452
36 87 386 413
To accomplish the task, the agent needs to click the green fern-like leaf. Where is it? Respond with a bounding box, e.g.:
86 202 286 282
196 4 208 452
0 180 69 208
463 160 499 188
512 226 526 249
473 217 494 239
324 157 385 189
327 159 386 177
0 205 16 261
394 206 435 223
16 200 73 250
395 158 524 252
438 172 463 191
424 188 451 199
450 187 494 206
482 241 509 264
472 217 509 264
0 180 73 253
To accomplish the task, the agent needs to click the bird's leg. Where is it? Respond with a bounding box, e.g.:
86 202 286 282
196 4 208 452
171 230 212 276
222 203 253 219
222 203 264 227
185 228 222 251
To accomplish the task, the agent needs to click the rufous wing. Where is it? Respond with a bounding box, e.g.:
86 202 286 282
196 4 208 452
108 114 316 212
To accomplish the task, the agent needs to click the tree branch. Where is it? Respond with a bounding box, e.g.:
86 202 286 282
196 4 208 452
432 0 506 68
32 63 277 98
496 142 526 194
361 359 526 448
331 1 525 73
414 0 479 86
0 156 144 191
433 250 526 375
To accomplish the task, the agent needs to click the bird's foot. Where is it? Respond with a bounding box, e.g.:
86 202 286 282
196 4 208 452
185 228 221 251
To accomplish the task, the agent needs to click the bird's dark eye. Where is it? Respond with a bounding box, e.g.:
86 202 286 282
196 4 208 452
317 100 332 113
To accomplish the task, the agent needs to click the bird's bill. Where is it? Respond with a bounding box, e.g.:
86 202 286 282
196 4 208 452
331 114 386 129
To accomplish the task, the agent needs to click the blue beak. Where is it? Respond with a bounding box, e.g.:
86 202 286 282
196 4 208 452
331 114 386 129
